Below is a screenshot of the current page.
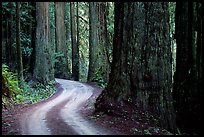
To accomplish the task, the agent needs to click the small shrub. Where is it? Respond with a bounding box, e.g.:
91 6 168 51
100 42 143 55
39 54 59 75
93 70 107 88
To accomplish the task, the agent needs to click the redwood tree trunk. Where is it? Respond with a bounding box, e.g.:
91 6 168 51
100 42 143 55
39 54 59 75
34 2 54 85
88 2 110 83
6 2 16 71
55 2 71 79
16 2 24 81
87 2 98 82
173 2 202 134
70 2 79 81
95 2 176 133
97 2 110 83
29 2 36 75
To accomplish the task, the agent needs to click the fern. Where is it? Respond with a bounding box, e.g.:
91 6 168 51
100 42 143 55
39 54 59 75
2 64 22 108
2 64 56 106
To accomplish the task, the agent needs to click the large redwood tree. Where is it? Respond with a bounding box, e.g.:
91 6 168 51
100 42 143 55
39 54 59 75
55 2 71 79
173 2 202 134
88 2 110 83
34 2 54 85
95 2 176 132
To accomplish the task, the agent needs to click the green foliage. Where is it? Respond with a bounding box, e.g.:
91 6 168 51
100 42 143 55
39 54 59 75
19 2 35 62
2 64 22 96
49 2 56 29
78 2 89 81
2 64 22 108
2 64 56 107
15 80 56 104
93 70 107 88
2 2 35 74
144 129 152 135
22 46 32 57
52 52 65 63
2 2 16 17
20 32 32 56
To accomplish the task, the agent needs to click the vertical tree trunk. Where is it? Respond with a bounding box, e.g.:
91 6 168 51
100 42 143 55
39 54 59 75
2 18 6 63
97 2 110 83
34 2 54 85
173 2 202 134
49 2 56 79
133 3 176 132
70 2 79 81
88 2 98 82
87 2 110 83
6 16 10 66
196 3 203 83
29 2 36 76
55 2 71 79
95 2 176 133
76 2 80 80
16 2 24 81
6 2 16 70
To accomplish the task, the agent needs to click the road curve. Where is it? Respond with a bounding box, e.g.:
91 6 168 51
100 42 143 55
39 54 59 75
20 78 113 135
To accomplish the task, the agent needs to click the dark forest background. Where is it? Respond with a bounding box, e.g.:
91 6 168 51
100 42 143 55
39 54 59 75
2 2 203 135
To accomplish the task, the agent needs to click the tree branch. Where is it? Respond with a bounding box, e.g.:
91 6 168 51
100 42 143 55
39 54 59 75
75 15 88 24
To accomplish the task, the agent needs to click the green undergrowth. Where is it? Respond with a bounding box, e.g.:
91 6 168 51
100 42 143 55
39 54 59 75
2 64 21 108
93 70 107 89
15 80 56 104
2 64 56 108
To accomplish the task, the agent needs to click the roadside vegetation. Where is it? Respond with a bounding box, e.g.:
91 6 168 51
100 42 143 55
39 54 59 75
2 64 56 108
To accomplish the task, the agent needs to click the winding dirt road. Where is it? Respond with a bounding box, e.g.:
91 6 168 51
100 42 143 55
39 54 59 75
20 79 113 135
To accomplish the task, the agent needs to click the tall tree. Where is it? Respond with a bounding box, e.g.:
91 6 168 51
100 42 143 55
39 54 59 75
34 2 54 85
76 2 90 81
6 2 16 70
87 2 110 83
49 2 56 75
2 17 6 63
95 2 176 132
88 2 98 82
55 2 71 79
173 2 202 134
70 2 79 81
76 2 80 80
97 2 110 83
16 2 24 81
29 2 36 75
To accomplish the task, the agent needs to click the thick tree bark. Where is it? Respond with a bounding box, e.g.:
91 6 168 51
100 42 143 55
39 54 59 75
70 2 79 81
87 2 110 83
95 2 176 133
55 2 71 79
97 2 110 83
34 2 54 85
173 2 202 134
16 2 24 81
88 2 98 82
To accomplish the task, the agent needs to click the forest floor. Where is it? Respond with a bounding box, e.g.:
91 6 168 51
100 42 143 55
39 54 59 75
2 79 173 135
